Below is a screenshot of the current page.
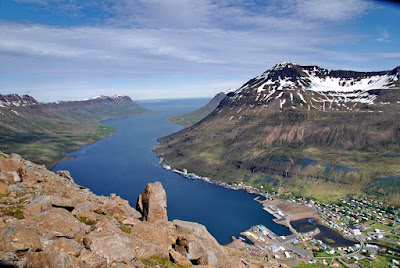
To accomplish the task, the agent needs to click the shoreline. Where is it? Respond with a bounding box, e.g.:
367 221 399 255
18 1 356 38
51 111 154 170
155 155 320 235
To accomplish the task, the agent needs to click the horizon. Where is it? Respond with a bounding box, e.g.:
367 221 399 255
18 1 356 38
1 0 400 102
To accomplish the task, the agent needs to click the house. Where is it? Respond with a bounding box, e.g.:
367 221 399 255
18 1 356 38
327 249 335 255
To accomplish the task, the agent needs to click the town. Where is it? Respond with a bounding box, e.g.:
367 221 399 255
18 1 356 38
160 158 400 267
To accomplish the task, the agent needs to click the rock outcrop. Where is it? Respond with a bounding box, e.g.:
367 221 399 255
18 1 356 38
0 152 284 267
136 181 168 223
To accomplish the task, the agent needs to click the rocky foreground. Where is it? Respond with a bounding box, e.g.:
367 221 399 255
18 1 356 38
0 152 285 267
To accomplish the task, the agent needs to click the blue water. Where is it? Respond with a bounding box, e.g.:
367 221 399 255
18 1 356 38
53 98 290 244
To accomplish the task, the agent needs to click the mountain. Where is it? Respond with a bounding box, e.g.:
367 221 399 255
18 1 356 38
169 91 230 127
0 152 282 267
155 63 400 204
0 94 150 168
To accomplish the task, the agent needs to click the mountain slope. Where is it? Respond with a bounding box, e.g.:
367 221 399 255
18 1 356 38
155 63 400 204
0 94 151 168
169 91 230 127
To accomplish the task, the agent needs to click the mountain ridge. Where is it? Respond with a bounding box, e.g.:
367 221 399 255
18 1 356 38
0 94 151 168
155 63 400 204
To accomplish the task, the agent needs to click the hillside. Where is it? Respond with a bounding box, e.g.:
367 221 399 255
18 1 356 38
155 62 400 204
0 94 150 168
0 152 282 267
169 92 230 127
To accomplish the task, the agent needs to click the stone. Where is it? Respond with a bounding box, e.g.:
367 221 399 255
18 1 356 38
173 220 225 266
112 195 130 206
78 248 107 267
169 249 192 266
23 195 52 218
136 181 167 223
0 224 42 252
25 210 89 240
94 217 123 235
50 195 77 209
57 170 74 183
83 232 136 264
132 260 145 268
103 203 141 220
129 221 170 259
0 181 9 195
45 237 82 256
174 220 218 241
122 217 137 226
72 201 100 216
10 171 21 182
24 252 84 268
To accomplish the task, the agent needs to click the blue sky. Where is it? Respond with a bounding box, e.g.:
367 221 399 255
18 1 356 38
0 0 399 101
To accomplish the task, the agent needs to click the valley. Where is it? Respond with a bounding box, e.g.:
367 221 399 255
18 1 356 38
0 94 150 169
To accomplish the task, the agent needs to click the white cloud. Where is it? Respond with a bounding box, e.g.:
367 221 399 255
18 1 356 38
295 0 374 21
1 0 397 101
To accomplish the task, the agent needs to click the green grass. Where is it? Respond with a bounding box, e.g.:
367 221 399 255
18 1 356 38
140 256 192 268
370 223 392 232
358 255 392 268
0 204 24 219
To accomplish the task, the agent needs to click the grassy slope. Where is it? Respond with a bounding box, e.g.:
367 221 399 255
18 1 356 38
0 100 150 169
169 92 227 127
156 91 400 204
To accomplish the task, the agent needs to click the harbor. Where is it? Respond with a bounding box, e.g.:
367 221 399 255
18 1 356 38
158 156 400 266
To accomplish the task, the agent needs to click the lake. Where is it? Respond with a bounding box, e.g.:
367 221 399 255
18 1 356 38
53 98 290 245
291 218 357 247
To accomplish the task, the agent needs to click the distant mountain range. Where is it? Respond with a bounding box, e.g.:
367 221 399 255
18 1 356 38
168 92 229 127
156 63 400 204
0 94 150 168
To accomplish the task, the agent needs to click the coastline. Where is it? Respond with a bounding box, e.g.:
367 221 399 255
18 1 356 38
50 111 154 170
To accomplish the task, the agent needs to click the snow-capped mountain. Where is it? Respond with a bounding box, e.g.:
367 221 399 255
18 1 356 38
228 62 400 111
0 94 39 107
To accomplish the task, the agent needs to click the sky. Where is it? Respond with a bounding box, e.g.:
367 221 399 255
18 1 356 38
0 0 399 102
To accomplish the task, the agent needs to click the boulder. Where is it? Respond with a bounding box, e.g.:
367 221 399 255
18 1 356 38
9 171 21 182
45 237 82 256
24 252 84 268
94 217 123 235
110 194 130 206
0 181 9 195
83 232 136 264
25 210 89 240
173 220 225 266
23 195 52 218
0 224 42 252
136 181 167 223
78 248 107 267
169 249 192 266
129 221 170 259
103 202 141 220
57 170 74 183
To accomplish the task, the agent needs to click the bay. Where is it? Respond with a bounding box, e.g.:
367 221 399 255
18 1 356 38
53 98 290 244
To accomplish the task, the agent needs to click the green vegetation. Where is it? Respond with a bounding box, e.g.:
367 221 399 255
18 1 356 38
0 204 24 219
120 225 132 234
370 223 392 232
140 256 192 268
77 216 97 226
169 92 226 127
0 97 150 168
358 255 393 268
156 100 400 204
